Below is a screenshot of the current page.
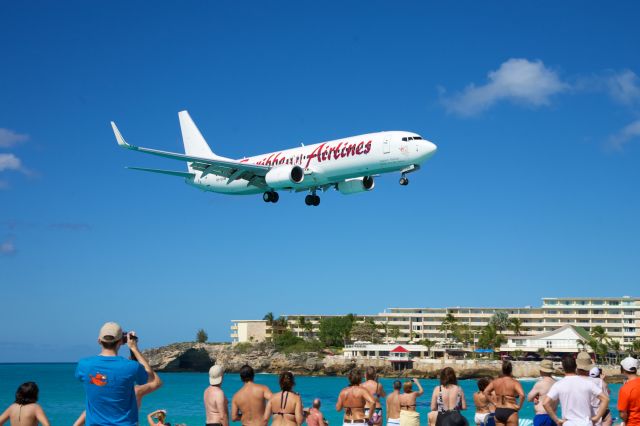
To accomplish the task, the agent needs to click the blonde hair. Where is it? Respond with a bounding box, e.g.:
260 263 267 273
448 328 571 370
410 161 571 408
403 381 413 393
157 412 166 423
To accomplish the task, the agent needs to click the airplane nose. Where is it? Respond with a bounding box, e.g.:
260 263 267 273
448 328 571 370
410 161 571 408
425 141 437 154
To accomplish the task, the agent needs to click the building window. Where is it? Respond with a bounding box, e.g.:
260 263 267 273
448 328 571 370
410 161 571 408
546 341 553 348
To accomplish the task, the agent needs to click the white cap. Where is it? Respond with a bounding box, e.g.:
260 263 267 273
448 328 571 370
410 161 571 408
99 322 123 343
621 356 638 373
209 365 224 385
589 367 600 378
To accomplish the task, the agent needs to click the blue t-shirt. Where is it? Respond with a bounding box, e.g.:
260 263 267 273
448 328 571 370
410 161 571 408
75 355 148 426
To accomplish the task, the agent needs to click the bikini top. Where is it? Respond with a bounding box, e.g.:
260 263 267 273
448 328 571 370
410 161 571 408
273 391 296 417
437 386 462 413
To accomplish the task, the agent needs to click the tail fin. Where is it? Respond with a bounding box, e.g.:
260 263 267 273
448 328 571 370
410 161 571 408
178 110 219 174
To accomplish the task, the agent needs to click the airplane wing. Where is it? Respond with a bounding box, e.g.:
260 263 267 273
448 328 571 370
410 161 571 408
111 122 270 187
126 167 195 178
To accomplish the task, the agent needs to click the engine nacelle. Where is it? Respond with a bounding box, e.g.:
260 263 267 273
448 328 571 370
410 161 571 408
337 176 375 195
265 165 304 188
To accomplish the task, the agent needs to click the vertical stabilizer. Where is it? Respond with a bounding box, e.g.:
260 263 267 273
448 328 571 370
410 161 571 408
178 111 217 159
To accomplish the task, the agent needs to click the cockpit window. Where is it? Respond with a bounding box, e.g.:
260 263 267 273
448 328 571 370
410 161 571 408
402 137 408 141
414 136 422 140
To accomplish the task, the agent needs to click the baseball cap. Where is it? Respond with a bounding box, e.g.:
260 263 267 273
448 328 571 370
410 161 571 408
589 367 601 378
576 351 594 371
621 356 638 373
209 365 224 385
99 322 123 343
539 359 554 373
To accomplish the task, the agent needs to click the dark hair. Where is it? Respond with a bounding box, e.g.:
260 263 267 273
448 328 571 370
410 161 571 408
562 356 576 374
477 377 491 392
440 367 458 386
101 340 118 350
15 382 39 405
365 366 376 380
403 381 413 393
279 371 295 391
502 360 513 376
348 369 362 386
393 380 402 390
240 364 255 382
313 399 321 409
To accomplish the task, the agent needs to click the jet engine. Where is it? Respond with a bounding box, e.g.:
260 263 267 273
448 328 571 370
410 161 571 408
337 176 375 195
265 165 304 188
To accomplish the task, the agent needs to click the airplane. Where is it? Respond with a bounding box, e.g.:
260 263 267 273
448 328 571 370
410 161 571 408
111 111 437 206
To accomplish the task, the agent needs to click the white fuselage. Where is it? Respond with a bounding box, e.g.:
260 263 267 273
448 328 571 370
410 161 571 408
187 130 437 194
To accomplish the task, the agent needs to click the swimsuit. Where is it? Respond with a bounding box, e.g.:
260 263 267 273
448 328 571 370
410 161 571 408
273 391 295 418
437 386 463 413
494 408 517 423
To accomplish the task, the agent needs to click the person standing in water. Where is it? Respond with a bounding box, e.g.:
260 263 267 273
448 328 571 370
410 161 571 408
362 367 386 426
399 378 424 426
483 361 524 426
264 372 304 426
204 365 228 426
336 369 376 425
0 382 50 426
526 360 557 426
386 381 402 426
306 399 327 426
231 365 273 426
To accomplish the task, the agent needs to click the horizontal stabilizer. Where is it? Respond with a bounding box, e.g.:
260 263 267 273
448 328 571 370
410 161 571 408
126 167 195 178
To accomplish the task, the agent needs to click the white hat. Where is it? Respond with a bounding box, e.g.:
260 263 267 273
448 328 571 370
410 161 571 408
209 365 224 385
99 322 123 343
621 356 638 373
589 367 601 378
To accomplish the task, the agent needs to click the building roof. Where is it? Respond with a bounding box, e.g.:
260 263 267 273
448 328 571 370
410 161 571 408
390 345 409 353
508 324 591 340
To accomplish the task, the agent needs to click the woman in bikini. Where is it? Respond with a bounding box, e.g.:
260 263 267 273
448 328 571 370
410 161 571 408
0 382 50 426
473 378 495 426
336 369 376 426
264 372 304 426
362 367 386 426
430 367 467 426
483 361 524 426
399 378 424 426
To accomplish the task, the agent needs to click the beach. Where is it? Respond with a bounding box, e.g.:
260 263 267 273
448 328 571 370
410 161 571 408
0 363 623 426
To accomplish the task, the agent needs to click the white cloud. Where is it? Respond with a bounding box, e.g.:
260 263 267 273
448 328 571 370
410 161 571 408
442 58 569 116
606 70 640 105
0 128 29 148
608 119 640 150
0 238 16 256
0 153 23 172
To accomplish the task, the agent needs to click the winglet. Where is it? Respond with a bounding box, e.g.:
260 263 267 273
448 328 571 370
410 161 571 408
111 121 133 149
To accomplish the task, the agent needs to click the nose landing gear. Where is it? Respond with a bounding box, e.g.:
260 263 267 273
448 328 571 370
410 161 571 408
263 191 279 203
399 175 409 186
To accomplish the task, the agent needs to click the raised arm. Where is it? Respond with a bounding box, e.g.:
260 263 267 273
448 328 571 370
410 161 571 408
35 405 51 426
413 379 424 396
72 411 86 426
128 334 155 384
147 410 163 426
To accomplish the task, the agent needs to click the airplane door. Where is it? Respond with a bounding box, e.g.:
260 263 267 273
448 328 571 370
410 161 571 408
383 137 391 154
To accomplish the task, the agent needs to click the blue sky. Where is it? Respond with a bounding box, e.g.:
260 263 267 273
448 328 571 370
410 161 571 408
1 1 639 362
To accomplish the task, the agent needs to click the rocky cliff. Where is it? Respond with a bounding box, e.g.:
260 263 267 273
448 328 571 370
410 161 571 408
142 342 627 383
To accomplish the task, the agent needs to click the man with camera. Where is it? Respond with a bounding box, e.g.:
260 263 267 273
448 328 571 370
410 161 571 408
75 322 150 426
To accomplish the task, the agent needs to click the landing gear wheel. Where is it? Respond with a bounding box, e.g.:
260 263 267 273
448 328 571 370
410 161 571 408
312 195 320 206
305 195 313 206
399 177 409 186
263 192 272 202
263 191 279 203
270 192 279 203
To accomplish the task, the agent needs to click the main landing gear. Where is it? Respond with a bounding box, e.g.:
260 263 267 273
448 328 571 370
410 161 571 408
305 189 320 206
399 175 409 186
263 191 279 203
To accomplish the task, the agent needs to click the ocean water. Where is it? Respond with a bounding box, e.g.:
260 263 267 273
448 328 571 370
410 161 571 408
0 364 622 425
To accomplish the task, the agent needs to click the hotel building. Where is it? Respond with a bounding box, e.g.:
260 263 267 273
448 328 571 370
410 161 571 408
231 296 640 348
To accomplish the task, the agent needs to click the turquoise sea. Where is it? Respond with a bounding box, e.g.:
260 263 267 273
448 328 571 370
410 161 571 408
0 364 622 425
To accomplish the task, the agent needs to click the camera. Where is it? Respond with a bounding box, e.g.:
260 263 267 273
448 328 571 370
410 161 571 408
121 331 138 344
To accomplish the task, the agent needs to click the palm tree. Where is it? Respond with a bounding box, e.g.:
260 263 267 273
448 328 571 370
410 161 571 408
590 326 610 344
304 322 313 339
420 339 435 358
489 312 511 334
589 326 610 363
438 312 459 343
297 316 306 337
609 340 621 364
509 318 523 336
631 339 640 356
263 312 275 325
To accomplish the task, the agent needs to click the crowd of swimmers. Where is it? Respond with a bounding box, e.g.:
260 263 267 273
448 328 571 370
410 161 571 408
0 322 639 426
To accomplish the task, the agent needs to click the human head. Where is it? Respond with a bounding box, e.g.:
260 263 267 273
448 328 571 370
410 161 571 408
539 359 554 377
279 371 295 391
157 411 166 423
348 369 362 386
562 355 577 374
501 360 513 377
621 356 639 375
209 365 224 386
589 367 601 378
240 364 255 382
98 321 123 351
313 398 321 409
15 382 38 404
365 366 377 381
477 377 490 392
440 367 458 386
393 380 402 391
576 352 594 374
403 380 413 393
